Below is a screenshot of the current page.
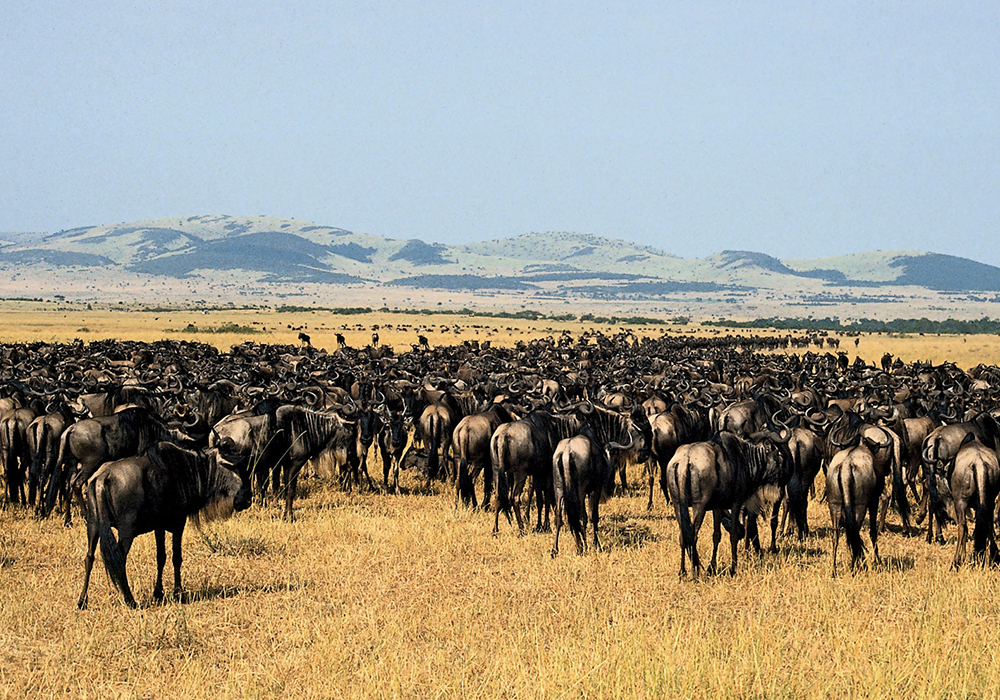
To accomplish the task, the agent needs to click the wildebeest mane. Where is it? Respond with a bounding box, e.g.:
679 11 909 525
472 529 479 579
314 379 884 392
712 431 784 502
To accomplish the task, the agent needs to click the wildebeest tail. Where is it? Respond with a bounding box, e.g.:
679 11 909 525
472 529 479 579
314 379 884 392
672 458 697 553
890 432 910 527
457 456 473 505
921 437 948 522
29 419 47 483
94 479 129 601
43 428 74 517
426 416 440 481
839 460 866 561
492 433 512 522
557 450 585 545
972 455 994 555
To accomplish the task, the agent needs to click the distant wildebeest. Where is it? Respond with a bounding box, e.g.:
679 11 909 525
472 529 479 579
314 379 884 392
298 331 311 346
77 441 251 609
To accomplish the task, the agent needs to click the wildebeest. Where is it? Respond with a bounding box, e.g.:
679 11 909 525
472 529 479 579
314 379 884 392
491 411 583 534
933 435 1000 568
453 401 515 508
826 442 882 575
666 430 792 579
377 406 408 494
921 411 1000 544
77 440 251 609
648 401 712 510
47 407 196 524
276 405 358 521
550 428 634 556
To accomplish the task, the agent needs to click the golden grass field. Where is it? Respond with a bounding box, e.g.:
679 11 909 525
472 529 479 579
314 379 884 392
3 306 1000 699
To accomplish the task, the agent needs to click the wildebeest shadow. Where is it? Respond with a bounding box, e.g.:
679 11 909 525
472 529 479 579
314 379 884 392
145 577 310 607
873 554 915 573
601 517 659 550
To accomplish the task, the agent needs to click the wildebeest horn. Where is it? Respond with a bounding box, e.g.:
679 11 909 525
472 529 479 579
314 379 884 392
607 432 634 451
805 408 828 427
863 430 893 451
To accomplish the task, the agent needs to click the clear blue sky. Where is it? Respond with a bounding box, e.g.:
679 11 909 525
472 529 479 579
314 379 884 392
2 1 998 263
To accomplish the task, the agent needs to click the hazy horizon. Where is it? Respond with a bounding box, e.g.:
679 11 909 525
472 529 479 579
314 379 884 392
3 2 998 263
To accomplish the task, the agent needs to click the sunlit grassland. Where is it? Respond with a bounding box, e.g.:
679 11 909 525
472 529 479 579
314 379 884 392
3 473 1000 699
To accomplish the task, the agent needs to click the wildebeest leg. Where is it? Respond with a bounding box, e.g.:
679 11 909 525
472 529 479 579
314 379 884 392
868 499 881 569
916 489 928 525
953 498 968 569
769 500 780 554
482 458 493 511
116 533 137 608
77 518 100 609
589 490 601 552
830 506 841 578
690 503 708 580
647 459 657 511
512 475 526 534
675 505 687 578
617 456 628 494
708 509 722 575
575 485 588 555
172 526 184 599
283 461 303 522
152 529 167 601
745 514 762 556
877 485 890 534
728 502 740 576
551 491 563 558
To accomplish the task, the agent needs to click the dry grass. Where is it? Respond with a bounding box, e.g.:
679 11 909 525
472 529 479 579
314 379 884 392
3 310 1000 698
3 473 1000 700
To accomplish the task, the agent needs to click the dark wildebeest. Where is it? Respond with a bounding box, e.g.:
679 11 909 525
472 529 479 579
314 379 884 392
1 398 45 505
666 430 792 580
826 442 883 576
921 411 1000 544
276 405 358 521
778 414 827 540
27 401 75 510
349 403 381 490
377 407 408 494
491 411 584 535
453 402 515 509
210 399 286 501
938 436 1000 568
77 441 251 609
416 390 472 487
47 407 195 525
550 427 637 556
648 402 712 510
298 331 311 346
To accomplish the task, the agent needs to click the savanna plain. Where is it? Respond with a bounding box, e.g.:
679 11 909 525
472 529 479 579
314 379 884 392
3 305 1000 699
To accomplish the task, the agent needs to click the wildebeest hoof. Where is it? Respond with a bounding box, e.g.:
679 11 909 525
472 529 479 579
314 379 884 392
77 597 88 610
935 536 946 546
550 548 558 558
152 588 164 601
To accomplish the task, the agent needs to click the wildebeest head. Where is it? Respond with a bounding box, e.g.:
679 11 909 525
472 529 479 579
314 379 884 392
211 438 252 514
629 404 653 463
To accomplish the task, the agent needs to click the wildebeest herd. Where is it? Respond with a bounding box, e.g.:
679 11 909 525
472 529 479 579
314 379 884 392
1 330 998 608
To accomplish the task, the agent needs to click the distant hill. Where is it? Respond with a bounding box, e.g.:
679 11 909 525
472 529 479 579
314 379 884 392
3 215 1000 303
